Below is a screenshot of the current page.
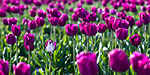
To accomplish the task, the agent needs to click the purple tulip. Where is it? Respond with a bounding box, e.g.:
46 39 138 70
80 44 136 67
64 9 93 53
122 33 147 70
139 0 145 5
19 5 25 11
77 3 82 8
112 18 122 30
72 13 79 21
116 28 128 40
22 19 29 25
69 7 73 12
10 5 19 13
126 16 135 27
60 13 68 21
48 3 55 8
65 24 78 36
97 8 103 15
0 60 9 75
2 18 9 25
33 0 42 7
74 8 88 18
11 25 21 36
122 3 129 12
135 21 143 28
129 51 149 74
105 16 115 30
83 23 97 36
58 18 66 26
79 22 87 34
13 62 31 75
34 16 45 27
110 9 116 15
27 20 36 29
139 12 149 25
113 3 118 9
10 0 20 5
141 6 146 11
129 4 137 12
88 12 97 22
6 34 16 44
85 0 93 5
8 18 17 26
129 34 141 47
147 5 150 13
45 39 57 52
29 9 36 17
23 33 34 45
102 1 107 7
24 42 34 51
102 12 110 21
23 0 33 4
48 17 58 26
121 20 129 29
76 52 99 75
108 49 130 72
120 12 127 19
104 7 109 13
0 9 7 17
37 9 47 18
91 6 97 12
49 8 61 18
97 23 107 33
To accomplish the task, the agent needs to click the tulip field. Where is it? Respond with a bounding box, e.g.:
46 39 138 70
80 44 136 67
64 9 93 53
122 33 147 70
1 0 150 75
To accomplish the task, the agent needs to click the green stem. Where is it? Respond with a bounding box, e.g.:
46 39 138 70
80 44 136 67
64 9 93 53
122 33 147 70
92 36 94 52
97 33 103 64
144 25 147 54
72 36 76 75
120 40 123 49
87 36 89 52
28 46 30 64
49 52 52 75
16 36 19 63
54 26 56 41
111 30 113 50
50 25 52 38
115 38 117 48
9 45 13 75
130 26 132 36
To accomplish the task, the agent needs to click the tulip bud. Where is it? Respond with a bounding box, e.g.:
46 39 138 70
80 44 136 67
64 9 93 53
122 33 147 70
91 6 97 12
97 8 103 15
24 42 34 51
37 9 47 18
120 12 127 19
33 0 42 7
113 3 118 9
110 9 116 15
76 52 99 75
35 16 45 27
108 49 130 72
102 12 110 21
121 20 129 29
72 13 79 21
6 34 16 44
129 4 137 12
97 23 107 33
23 0 33 4
27 20 36 29
0 60 9 75
22 18 29 25
8 18 17 26
10 5 19 13
116 28 128 40
0 9 7 17
48 3 55 8
13 62 31 75
79 22 87 34
135 21 143 28
58 18 66 26
89 12 97 22
139 12 149 24
139 0 145 5
105 16 115 30
83 23 97 36
29 9 36 17
141 6 146 11
122 3 129 12
129 34 141 46
129 51 149 73
45 39 56 52
86 0 93 5
60 13 68 21
48 17 58 26
65 24 78 36
23 33 34 45
126 16 135 27
112 18 122 30
2 18 9 25
69 7 73 12
104 7 109 13
11 25 21 36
